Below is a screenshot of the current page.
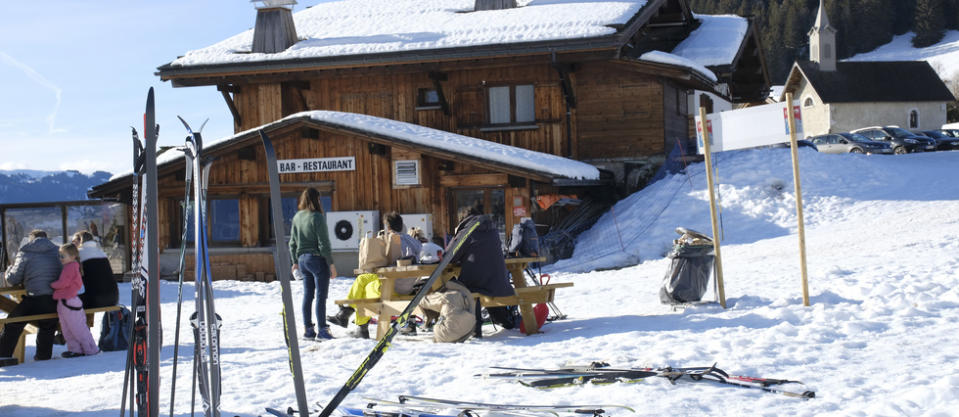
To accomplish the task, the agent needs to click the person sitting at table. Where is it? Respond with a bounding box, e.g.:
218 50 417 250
449 206 518 330
0 230 63 363
326 212 424 338
72 231 119 308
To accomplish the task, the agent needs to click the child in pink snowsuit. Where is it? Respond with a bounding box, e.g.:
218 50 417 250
51 243 99 358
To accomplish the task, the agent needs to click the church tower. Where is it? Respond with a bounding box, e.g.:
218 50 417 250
809 0 838 71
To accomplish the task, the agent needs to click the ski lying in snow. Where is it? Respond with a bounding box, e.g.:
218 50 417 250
394 396 635 415
483 364 814 398
315 216 484 417
260 130 311 417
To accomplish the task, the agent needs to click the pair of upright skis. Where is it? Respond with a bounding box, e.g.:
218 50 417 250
120 88 162 417
119 89 226 417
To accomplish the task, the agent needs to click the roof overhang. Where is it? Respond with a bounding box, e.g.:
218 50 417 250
90 114 601 199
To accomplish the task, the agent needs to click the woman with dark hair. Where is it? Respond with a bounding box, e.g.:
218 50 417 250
289 188 337 340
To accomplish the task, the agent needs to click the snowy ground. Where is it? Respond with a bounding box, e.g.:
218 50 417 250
3 149 959 416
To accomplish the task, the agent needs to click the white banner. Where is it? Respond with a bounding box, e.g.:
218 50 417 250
278 157 356 174
696 101 803 154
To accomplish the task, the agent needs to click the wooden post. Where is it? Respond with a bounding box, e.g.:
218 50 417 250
697 107 727 309
784 93 811 307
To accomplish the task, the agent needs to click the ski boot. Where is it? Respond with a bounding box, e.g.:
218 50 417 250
326 306 354 328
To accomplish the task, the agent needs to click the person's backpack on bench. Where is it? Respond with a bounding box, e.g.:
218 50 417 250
98 306 131 351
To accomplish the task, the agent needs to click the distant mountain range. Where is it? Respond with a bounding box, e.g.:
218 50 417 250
0 170 113 204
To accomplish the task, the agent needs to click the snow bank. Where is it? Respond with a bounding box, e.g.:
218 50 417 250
170 0 648 67
553 148 959 272
847 30 959 80
671 14 748 67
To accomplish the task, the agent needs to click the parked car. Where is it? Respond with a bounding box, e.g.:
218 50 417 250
832 132 894 154
921 130 959 150
940 129 959 138
763 139 818 151
850 126 931 154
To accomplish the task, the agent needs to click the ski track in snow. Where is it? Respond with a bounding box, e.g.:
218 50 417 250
3 151 959 416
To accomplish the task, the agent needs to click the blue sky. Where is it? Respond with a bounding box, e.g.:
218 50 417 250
0 0 330 175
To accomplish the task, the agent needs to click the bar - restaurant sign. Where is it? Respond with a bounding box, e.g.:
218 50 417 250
278 157 356 174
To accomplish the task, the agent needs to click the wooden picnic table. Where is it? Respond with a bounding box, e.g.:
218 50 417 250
343 257 572 339
0 285 121 364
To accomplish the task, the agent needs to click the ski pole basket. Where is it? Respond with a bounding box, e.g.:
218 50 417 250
659 227 715 304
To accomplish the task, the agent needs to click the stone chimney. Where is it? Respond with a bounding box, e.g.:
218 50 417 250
475 0 517 11
252 0 298 54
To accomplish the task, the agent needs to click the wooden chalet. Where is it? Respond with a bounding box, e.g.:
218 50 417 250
90 0 770 279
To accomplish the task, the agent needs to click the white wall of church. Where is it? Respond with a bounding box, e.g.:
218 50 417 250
829 102 948 133
794 78 832 137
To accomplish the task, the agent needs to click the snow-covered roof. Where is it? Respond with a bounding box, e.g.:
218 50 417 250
671 14 749 68
846 30 959 80
169 0 649 68
639 51 718 82
109 111 599 182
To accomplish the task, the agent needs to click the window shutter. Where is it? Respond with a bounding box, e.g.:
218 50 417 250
394 160 420 186
454 87 485 128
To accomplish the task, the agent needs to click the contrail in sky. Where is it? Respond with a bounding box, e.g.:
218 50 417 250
0 51 66 134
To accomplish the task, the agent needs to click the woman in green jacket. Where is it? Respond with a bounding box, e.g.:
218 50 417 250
289 188 337 340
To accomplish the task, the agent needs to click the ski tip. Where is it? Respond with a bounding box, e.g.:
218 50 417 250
199 118 210 133
177 115 191 131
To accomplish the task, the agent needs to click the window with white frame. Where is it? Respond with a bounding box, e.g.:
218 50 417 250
803 96 814 108
488 84 535 125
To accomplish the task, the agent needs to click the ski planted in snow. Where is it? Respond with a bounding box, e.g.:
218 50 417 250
169 147 194 417
181 116 223 417
120 125 146 417
144 87 162 417
313 216 485 417
258 130 311 417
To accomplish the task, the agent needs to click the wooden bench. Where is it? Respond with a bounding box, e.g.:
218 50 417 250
338 257 572 339
0 288 122 364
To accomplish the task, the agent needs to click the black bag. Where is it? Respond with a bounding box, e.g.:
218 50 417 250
508 219 540 258
659 244 714 304
98 306 132 351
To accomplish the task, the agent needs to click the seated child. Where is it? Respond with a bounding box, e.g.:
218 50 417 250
50 243 100 358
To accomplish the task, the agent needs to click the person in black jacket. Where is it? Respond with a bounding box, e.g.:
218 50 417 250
449 206 517 329
72 231 119 308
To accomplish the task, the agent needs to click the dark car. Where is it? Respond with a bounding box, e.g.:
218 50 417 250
833 132 894 154
851 126 927 154
763 139 818 151
941 129 959 138
921 130 959 150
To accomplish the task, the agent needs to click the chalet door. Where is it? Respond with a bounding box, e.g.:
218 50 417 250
448 188 506 246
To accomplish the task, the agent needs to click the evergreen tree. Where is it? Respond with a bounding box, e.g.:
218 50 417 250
913 0 947 47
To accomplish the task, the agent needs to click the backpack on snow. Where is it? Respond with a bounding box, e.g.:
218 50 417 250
98 305 132 351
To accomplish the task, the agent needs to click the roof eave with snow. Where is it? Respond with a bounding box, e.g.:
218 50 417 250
91 111 601 198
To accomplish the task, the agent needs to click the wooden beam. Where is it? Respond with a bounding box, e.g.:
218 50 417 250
217 84 243 128
428 71 452 116
439 174 509 188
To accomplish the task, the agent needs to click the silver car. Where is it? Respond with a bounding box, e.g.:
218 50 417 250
809 133 893 155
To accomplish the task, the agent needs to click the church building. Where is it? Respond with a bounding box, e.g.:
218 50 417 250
781 0 954 135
